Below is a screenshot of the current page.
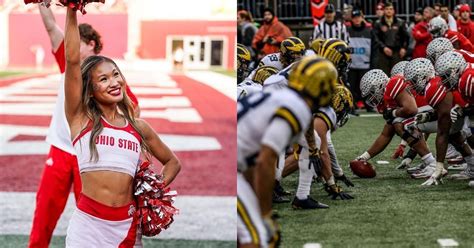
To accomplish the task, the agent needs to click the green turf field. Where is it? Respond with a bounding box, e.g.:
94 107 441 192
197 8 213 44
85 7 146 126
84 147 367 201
0 235 235 248
276 114 474 248
210 68 236 77
0 71 25 78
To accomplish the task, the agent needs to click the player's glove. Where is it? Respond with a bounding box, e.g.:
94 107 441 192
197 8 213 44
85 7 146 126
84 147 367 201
450 104 463 123
308 148 323 175
356 151 371 162
421 162 445 186
391 143 406 159
335 174 354 187
263 212 281 248
324 184 354 200
382 108 397 123
396 157 412 170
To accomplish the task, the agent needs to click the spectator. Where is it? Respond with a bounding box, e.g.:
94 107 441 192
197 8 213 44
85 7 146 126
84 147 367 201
347 9 373 112
375 3 384 19
407 8 424 58
343 4 353 24
457 4 474 44
313 4 349 44
440 4 457 31
434 3 442 17
412 7 435 59
252 8 292 59
453 5 461 20
372 2 409 75
238 10 258 58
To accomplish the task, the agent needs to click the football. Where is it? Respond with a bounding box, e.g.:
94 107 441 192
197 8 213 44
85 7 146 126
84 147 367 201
350 160 376 178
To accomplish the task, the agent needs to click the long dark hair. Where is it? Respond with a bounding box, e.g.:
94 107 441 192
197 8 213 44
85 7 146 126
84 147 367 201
80 55 150 161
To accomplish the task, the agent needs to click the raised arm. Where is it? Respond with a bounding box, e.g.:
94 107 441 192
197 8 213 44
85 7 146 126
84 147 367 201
137 119 181 186
39 3 64 52
64 8 83 125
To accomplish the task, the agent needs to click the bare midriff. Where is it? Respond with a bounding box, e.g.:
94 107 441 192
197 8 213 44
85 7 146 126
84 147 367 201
81 171 134 207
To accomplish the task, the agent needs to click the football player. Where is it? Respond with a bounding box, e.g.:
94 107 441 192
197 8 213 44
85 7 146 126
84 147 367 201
355 69 440 179
426 37 474 64
318 38 352 86
292 85 355 209
456 74 474 188
390 60 409 77
420 51 474 186
316 38 358 179
237 66 279 99
247 37 305 79
238 44 252 84
389 60 410 159
428 17 474 52
237 55 337 247
304 38 325 56
263 38 355 202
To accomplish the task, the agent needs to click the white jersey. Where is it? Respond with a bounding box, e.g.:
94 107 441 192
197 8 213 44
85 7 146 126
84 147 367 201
237 88 311 172
247 53 285 79
45 75 76 155
262 63 295 92
237 79 263 99
295 106 337 149
315 106 338 132
304 49 316 56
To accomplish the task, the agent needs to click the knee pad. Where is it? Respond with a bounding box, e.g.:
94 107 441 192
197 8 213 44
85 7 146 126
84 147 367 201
402 129 421 147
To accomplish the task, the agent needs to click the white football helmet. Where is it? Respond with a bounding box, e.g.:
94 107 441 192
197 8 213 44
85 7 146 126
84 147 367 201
404 58 435 94
434 51 467 89
428 17 449 38
360 69 389 107
390 61 409 77
426 37 454 63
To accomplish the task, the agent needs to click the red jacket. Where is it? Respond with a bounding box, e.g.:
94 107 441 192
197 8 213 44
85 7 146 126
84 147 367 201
252 16 292 56
412 21 432 58
445 30 474 52
457 19 474 45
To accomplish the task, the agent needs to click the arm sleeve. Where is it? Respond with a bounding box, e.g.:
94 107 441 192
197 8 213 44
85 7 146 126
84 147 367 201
52 40 66 73
261 117 294 155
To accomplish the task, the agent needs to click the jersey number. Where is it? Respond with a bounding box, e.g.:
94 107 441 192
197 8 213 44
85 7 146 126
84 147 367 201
268 54 279 62
237 92 270 120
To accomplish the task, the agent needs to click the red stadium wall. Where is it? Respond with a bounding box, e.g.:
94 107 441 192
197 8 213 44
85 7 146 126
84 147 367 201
8 13 127 68
139 20 236 70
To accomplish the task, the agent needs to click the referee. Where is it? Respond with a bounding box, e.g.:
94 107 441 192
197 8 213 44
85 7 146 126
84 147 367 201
313 4 349 44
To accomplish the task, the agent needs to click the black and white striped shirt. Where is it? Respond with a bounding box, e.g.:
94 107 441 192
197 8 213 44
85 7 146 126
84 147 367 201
313 19 349 44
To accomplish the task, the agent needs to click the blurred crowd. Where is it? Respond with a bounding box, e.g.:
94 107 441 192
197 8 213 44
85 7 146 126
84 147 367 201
237 1 474 113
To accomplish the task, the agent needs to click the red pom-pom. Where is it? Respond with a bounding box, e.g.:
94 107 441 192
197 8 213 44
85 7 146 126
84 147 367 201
134 161 179 237
57 0 105 14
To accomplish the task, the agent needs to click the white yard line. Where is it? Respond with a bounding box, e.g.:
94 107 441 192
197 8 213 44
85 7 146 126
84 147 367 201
0 192 236 241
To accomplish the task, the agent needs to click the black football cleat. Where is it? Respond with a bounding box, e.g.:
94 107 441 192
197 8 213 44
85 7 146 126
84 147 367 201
274 180 291 196
291 196 329 210
272 191 290 203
